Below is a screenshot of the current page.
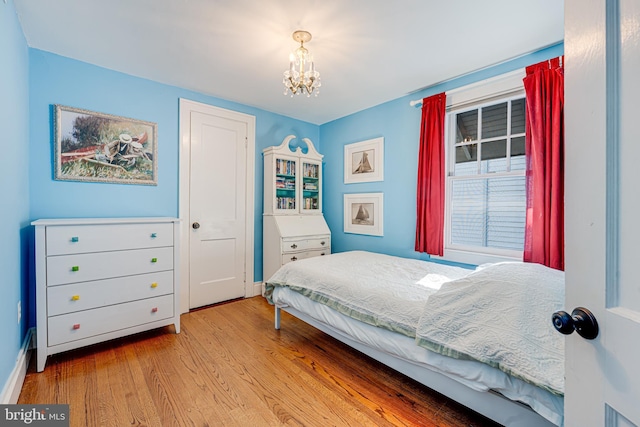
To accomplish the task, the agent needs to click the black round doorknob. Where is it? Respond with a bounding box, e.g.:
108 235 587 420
552 307 599 340
192 222 200 229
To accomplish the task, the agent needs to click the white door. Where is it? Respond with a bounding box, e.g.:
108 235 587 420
564 0 640 425
188 108 248 308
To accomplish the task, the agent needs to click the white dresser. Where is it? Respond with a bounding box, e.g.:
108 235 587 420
32 217 180 372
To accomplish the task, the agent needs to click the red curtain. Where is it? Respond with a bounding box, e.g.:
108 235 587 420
523 57 565 270
415 92 446 256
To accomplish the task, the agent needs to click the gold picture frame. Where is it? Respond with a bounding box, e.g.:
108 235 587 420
54 104 158 185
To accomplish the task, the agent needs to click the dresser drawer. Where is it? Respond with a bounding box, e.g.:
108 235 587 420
47 271 173 316
46 223 174 256
281 249 328 265
48 294 174 347
46 246 174 286
282 237 330 253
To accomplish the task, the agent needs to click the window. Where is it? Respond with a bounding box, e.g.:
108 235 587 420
444 95 526 263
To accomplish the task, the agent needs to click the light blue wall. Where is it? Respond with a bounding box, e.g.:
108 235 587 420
28 49 319 294
320 43 564 265
0 0 30 396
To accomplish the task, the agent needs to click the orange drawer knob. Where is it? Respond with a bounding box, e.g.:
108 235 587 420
72 324 80 330
71 295 80 301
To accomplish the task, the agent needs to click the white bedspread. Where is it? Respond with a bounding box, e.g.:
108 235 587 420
415 262 565 396
265 250 471 337
272 285 564 427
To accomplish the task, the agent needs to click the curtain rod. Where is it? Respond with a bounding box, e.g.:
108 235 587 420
408 68 525 108
409 56 561 108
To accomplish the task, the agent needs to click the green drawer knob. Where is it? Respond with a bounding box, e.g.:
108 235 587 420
71 266 79 272
151 258 158 263
71 237 79 243
151 233 157 238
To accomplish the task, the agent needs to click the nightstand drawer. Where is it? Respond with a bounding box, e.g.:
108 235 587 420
48 294 174 347
281 249 328 265
46 223 174 256
47 270 174 316
282 237 330 253
46 246 174 286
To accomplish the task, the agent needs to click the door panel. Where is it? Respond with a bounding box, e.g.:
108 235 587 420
565 0 640 425
189 111 246 308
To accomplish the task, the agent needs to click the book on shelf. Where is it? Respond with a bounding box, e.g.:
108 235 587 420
303 183 318 190
276 159 296 176
303 163 319 178
304 197 319 210
276 196 296 210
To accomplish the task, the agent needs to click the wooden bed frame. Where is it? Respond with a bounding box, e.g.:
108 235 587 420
275 304 557 427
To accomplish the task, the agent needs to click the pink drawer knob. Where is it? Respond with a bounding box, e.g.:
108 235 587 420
151 307 158 313
72 324 80 330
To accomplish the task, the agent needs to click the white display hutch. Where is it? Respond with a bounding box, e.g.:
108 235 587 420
263 136 331 282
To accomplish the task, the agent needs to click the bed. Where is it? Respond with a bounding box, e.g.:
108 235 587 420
264 250 565 427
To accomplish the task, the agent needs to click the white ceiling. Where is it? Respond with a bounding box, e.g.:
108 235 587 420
14 0 564 125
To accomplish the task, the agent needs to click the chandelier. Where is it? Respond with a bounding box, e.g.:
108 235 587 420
283 30 321 97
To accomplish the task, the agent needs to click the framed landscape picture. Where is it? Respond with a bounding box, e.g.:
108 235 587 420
344 192 384 236
344 137 384 184
53 105 158 185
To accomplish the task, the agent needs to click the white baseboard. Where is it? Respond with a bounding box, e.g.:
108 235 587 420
252 281 263 297
0 327 34 404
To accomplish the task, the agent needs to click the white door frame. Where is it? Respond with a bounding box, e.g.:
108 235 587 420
178 98 256 314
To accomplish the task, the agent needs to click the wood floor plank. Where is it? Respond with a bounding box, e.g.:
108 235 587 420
186 306 359 426
19 296 500 427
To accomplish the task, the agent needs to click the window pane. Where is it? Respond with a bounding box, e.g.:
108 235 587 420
511 136 526 171
450 179 487 247
482 102 507 139
454 144 477 175
480 140 508 173
456 109 478 143
511 98 526 134
450 176 526 251
481 140 507 161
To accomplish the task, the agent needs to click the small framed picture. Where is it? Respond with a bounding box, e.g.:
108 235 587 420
344 193 384 236
344 137 384 184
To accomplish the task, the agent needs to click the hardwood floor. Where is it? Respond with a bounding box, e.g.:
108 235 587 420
19 297 500 427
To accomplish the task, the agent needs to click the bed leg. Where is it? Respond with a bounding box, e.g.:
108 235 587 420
275 306 281 330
